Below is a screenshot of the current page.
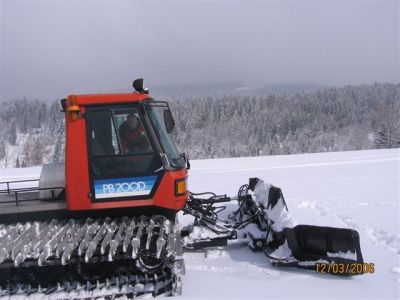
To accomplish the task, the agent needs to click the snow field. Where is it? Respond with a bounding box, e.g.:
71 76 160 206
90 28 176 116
181 149 399 299
0 149 399 299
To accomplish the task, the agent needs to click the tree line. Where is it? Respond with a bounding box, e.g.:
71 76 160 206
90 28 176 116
0 83 399 168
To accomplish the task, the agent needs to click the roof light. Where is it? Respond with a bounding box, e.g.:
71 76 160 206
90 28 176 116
66 96 80 120
132 78 149 94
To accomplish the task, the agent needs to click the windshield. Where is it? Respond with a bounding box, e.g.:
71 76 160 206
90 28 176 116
146 104 186 169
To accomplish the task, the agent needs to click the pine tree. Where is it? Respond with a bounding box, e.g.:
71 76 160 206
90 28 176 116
31 137 45 166
53 133 65 163
0 142 5 161
15 157 20 168
7 122 17 145
375 123 391 149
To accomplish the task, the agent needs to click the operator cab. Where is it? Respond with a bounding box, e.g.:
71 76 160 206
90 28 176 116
86 100 186 202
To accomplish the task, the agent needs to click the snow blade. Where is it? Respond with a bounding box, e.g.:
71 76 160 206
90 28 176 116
282 225 364 271
248 178 364 275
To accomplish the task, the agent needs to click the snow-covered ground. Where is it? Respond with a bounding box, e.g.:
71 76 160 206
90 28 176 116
0 149 399 299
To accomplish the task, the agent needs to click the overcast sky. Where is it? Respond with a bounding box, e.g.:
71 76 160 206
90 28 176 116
0 0 399 101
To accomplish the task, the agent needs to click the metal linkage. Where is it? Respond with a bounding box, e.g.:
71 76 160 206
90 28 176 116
182 184 271 250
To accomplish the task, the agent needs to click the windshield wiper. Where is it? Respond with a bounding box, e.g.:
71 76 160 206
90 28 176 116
154 165 164 174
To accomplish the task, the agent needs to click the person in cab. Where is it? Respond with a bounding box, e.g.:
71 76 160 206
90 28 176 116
118 113 150 154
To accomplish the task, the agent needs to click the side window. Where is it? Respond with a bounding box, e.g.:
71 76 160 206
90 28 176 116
89 111 117 156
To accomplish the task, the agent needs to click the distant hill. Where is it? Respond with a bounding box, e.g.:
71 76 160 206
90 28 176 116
107 82 323 98
151 82 323 98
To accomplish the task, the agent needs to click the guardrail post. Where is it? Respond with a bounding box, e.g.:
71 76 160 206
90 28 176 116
15 192 19 206
7 182 10 195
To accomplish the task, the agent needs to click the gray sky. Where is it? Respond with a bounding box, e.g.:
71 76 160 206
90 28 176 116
0 0 399 101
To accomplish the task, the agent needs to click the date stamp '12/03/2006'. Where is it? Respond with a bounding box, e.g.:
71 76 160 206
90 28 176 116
316 263 375 275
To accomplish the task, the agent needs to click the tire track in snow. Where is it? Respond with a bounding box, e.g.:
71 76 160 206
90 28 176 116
184 250 281 277
335 213 400 256
335 214 400 275
335 214 360 230
296 203 400 274
365 228 400 256
185 263 280 276
296 201 327 217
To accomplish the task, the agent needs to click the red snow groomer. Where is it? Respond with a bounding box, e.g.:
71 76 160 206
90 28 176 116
0 79 363 299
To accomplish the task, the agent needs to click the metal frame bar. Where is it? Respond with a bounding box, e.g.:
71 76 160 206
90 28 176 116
0 179 65 206
0 179 39 195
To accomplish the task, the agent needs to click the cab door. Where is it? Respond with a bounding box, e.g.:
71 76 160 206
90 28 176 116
85 105 164 202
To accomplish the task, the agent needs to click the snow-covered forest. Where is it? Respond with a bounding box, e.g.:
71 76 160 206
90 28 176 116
0 83 399 168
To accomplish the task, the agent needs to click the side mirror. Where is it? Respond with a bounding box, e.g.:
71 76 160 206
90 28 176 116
163 109 175 134
182 152 190 169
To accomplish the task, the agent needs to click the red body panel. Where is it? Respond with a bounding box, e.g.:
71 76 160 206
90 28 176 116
65 93 188 212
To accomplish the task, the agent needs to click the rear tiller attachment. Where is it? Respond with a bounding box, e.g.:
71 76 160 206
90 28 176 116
182 178 363 275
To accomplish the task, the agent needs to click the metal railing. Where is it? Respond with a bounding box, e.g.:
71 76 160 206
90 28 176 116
0 178 39 195
0 179 65 206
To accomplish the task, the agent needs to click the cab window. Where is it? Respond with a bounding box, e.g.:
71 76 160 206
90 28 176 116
86 106 161 180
